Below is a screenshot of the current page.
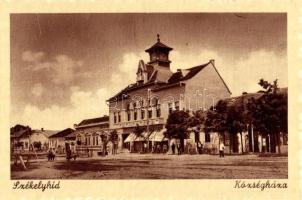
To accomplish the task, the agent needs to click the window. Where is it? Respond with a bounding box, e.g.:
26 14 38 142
139 100 144 108
126 103 131 121
141 109 145 119
205 132 210 143
175 101 180 111
113 113 117 123
148 109 152 118
134 110 137 120
154 99 161 118
85 136 91 146
118 112 121 122
168 103 173 114
95 136 99 146
156 105 161 117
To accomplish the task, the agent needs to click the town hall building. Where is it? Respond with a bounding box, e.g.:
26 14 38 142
107 35 231 153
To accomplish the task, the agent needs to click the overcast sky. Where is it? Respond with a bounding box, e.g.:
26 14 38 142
10 13 287 130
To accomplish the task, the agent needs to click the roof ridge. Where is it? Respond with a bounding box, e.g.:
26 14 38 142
185 61 211 70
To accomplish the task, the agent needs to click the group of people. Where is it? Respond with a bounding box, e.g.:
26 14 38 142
47 148 56 161
171 143 182 155
151 143 168 154
170 142 225 157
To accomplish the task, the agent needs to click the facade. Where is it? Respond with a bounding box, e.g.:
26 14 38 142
223 89 288 154
199 89 288 155
10 124 32 150
29 129 58 151
74 115 110 157
49 128 75 153
10 125 58 151
107 36 231 152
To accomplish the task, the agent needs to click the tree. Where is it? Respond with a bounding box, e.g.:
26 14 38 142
165 110 190 152
226 103 248 154
100 134 108 156
205 99 248 154
188 110 206 129
108 130 118 154
205 100 229 153
247 79 287 154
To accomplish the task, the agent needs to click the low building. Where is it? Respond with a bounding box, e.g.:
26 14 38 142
193 88 288 154
49 128 75 153
10 125 58 151
30 128 58 151
10 124 32 151
74 115 110 157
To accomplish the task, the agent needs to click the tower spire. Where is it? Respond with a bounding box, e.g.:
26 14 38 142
157 33 160 42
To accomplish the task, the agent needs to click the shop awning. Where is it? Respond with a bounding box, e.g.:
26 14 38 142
149 129 167 142
134 132 149 142
124 133 136 143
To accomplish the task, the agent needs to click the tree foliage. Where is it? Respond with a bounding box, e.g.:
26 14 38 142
187 110 206 131
165 110 190 140
204 100 228 133
247 79 287 153
108 129 118 143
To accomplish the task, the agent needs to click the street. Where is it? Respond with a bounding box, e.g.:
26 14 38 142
11 154 287 179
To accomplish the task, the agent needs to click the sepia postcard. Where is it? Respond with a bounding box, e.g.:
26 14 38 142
0 0 301 199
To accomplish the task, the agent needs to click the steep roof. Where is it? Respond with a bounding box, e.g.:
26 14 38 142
145 64 155 79
107 81 158 102
32 129 59 138
168 62 210 84
108 59 231 101
49 128 74 138
154 68 173 83
65 131 77 139
11 129 30 138
225 87 288 107
145 41 173 53
78 116 109 126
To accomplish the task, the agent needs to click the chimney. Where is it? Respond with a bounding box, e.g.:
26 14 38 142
41 128 44 132
210 59 215 65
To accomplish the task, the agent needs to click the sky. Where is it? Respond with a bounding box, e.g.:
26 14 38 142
10 13 287 130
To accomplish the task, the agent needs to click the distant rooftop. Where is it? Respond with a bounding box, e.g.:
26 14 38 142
77 115 109 127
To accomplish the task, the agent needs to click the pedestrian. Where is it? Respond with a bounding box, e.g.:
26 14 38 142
156 144 161 153
197 142 202 154
48 148 55 161
219 142 225 157
163 144 167 154
177 144 181 155
152 145 156 153
171 143 175 154
143 143 147 153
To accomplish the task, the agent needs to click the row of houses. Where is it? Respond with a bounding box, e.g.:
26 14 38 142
11 35 288 156
11 115 113 156
11 125 72 153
